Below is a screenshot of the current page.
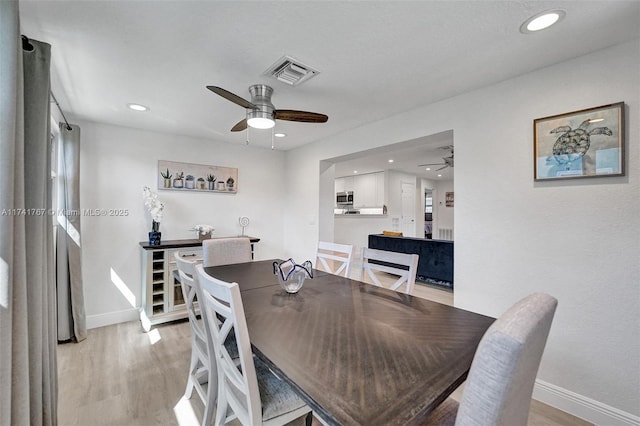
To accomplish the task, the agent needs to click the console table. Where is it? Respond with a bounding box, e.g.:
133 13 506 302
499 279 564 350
138 236 259 331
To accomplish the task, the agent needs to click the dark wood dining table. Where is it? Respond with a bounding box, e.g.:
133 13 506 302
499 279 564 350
204 259 494 425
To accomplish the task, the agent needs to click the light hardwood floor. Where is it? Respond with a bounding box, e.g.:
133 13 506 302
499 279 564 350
58 273 591 425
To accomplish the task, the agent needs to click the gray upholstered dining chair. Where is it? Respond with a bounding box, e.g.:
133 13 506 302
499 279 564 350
424 292 558 426
360 247 419 294
202 237 252 267
194 264 313 426
315 241 353 277
174 251 216 426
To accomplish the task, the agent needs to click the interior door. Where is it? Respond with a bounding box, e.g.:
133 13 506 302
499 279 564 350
401 182 416 237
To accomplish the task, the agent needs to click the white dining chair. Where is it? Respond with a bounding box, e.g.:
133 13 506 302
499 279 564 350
202 237 252 267
174 251 216 426
194 264 313 426
315 241 353 277
423 292 558 426
360 247 419 294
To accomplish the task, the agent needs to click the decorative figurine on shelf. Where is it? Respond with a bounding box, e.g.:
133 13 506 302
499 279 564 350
238 216 250 236
143 186 164 245
191 224 214 241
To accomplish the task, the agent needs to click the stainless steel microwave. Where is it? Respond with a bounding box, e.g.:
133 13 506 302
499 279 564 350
336 191 354 205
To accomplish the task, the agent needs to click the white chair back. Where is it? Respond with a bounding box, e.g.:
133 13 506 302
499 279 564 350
202 237 252 267
174 250 198 276
455 293 558 426
360 247 419 294
195 264 259 425
195 264 311 426
315 241 353 277
174 251 215 425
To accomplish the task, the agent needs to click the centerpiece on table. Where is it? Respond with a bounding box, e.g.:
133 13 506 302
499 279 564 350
273 258 313 294
143 186 164 245
191 224 214 241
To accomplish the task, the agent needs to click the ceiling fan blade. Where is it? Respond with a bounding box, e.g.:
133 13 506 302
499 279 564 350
230 119 247 132
418 163 445 167
436 165 449 171
206 86 256 109
274 110 328 123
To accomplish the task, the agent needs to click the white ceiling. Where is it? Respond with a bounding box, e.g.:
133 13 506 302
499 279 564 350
19 1 640 179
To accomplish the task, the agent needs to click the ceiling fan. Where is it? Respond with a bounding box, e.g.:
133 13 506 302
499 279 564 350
206 84 328 132
419 145 454 171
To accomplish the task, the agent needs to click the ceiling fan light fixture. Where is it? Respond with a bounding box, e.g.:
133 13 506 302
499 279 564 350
247 117 275 129
247 109 275 129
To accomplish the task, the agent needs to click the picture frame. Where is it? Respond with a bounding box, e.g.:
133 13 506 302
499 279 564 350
533 102 624 181
157 160 238 193
445 192 454 207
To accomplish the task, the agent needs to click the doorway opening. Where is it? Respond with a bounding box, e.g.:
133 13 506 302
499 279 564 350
424 189 433 239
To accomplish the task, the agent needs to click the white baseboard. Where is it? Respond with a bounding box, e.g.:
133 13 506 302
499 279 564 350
534 380 640 426
86 307 140 329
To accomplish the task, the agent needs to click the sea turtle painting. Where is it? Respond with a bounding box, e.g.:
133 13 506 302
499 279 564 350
549 119 612 166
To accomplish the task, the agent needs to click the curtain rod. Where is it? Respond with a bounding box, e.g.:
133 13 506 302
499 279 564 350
21 35 72 131
50 91 72 131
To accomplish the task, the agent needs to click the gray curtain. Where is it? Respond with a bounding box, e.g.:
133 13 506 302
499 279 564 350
56 124 86 342
0 1 58 424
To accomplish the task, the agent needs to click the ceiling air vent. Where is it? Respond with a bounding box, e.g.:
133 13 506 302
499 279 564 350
264 55 319 86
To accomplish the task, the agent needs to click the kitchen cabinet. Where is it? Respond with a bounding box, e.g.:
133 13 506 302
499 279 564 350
375 171 385 206
352 172 384 208
335 176 354 194
354 173 376 208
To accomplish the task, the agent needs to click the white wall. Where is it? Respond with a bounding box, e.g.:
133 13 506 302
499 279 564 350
79 121 287 328
285 40 640 424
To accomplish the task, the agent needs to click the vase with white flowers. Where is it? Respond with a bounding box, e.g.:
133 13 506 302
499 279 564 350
143 186 164 245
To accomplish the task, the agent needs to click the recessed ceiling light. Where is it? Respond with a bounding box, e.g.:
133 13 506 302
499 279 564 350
388 159 394 163
353 170 358 174
425 167 431 171
520 10 565 34
127 103 149 112
274 132 287 138
437 174 442 177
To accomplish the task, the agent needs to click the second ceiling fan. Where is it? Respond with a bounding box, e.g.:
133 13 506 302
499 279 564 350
207 84 328 132
419 145 454 171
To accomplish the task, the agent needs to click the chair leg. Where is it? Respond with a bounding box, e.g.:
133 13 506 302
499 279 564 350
201 363 217 426
184 348 198 398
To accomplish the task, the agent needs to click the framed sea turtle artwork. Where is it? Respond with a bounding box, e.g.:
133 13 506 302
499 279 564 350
534 102 625 181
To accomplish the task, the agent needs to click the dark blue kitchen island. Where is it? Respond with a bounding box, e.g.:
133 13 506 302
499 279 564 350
368 234 453 289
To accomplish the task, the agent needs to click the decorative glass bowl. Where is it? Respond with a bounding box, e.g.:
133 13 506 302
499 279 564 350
273 259 313 294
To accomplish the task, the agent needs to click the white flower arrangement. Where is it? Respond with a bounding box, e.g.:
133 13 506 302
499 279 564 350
142 186 164 223
191 224 215 236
